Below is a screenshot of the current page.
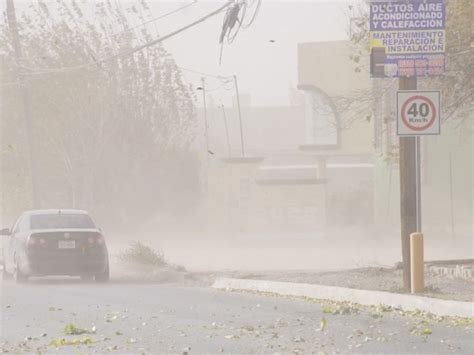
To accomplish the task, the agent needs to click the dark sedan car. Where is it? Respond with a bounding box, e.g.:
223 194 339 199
0 209 109 283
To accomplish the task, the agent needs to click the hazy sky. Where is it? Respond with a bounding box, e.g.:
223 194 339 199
5 0 353 106
144 1 353 107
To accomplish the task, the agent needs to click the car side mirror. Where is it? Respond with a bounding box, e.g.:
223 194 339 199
0 228 11 236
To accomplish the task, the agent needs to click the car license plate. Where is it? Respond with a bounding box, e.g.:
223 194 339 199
58 240 75 249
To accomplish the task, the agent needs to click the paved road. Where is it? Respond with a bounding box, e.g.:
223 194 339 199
1 279 473 354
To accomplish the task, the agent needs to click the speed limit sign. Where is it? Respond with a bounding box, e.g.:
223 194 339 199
397 91 441 136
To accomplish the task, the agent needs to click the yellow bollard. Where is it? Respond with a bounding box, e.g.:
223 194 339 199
410 232 424 294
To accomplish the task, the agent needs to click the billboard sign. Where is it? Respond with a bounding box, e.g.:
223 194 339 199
397 91 441 136
370 0 446 78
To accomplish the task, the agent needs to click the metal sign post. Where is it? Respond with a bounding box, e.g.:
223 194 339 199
397 90 441 235
397 87 442 289
398 78 418 290
415 136 422 233
369 0 445 290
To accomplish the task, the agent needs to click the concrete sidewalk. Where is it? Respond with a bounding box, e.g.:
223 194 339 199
213 277 474 318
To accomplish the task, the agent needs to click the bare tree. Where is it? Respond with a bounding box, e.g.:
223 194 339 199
347 0 473 126
0 0 199 225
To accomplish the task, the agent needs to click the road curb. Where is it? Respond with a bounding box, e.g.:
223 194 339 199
212 277 474 318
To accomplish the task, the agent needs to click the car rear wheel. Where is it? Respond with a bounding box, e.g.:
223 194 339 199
2 261 12 280
94 262 109 283
14 258 28 284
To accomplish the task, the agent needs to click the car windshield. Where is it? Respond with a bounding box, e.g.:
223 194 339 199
30 214 95 230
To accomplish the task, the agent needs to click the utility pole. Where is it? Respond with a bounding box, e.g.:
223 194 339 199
6 0 41 208
220 105 231 157
233 75 245 157
200 78 210 154
449 152 455 239
399 76 419 290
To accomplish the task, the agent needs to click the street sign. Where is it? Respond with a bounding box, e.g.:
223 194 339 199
370 0 446 78
397 91 440 136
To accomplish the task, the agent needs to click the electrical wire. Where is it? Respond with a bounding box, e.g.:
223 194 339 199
241 0 261 29
109 0 198 39
14 0 234 76
218 0 261 64
104 0 230 66
2 63 234 89
178 66 232 81
202 81 235 93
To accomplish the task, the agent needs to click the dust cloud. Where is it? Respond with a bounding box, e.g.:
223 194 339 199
0 0 472 279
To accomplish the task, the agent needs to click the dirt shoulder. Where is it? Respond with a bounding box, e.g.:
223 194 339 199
225 266 474 302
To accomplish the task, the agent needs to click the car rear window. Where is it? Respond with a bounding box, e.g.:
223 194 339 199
30 214 96 229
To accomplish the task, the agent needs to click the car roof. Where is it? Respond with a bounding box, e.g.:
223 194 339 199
23 209 89 216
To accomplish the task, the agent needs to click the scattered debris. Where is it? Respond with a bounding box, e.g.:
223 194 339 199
50 336 93 347
64 324 96 335
319 317 327 332
421 328 433 335
293 336 305 343
410 325 433 336
105 315 118 323
322 305 334 314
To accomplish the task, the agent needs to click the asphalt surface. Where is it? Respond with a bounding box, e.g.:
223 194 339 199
1 278 473 354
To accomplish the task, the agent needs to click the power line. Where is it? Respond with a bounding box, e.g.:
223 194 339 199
241 0 262 29
218 0 262 63
178 66 233 80
17 0 235 76
4 60 235 88
109 0 198 39
94 0 234 65
202 81 235 92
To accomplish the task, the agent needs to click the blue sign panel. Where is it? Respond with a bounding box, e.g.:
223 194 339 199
370 0 446 78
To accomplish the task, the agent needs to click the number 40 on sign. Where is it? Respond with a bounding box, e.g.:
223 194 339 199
397 91 441 136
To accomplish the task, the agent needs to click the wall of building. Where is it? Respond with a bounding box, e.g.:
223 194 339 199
297 40 374 156
203 105 306 158
297 40 376 226
206 158 326 237
298 41 369 97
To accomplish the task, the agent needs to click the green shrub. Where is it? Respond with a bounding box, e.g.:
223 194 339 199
118 241 167 267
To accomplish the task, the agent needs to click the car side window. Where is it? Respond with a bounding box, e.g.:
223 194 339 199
12 217 23 234
20 216 30 231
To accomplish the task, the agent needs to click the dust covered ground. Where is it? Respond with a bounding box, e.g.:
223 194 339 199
227 266 474 302
1 279 474 354
1 235 473 354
